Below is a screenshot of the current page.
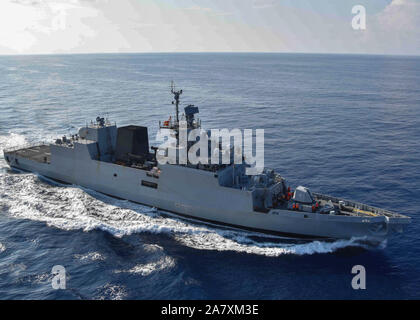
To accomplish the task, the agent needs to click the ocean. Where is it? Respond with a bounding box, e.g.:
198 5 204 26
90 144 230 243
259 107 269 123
0 53 419 299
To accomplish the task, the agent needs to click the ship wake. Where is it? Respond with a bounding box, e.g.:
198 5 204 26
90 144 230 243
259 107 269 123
1 175 382 257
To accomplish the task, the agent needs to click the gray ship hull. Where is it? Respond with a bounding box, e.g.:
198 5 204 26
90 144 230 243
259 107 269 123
4 145 410 242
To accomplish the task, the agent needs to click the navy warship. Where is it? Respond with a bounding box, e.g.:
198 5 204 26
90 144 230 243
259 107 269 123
3 85 411 242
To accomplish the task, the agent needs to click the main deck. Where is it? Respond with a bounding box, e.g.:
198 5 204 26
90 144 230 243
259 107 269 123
5 144 51 164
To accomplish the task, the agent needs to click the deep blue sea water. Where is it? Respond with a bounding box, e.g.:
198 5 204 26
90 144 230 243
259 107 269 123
0 53 419 299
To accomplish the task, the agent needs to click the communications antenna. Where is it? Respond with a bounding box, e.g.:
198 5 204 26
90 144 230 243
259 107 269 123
171 81 182 129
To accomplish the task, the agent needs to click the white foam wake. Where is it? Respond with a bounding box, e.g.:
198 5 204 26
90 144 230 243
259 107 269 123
114 243 176 276
115 256 176 276
97 284 127 300
0 133 27 155
0 133 374 257
74 252 106 262
176 233 370 257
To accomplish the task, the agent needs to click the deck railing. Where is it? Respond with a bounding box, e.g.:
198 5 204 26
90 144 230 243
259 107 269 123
312 192 396 216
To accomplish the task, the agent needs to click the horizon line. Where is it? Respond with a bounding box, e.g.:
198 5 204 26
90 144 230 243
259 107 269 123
0 51 419 58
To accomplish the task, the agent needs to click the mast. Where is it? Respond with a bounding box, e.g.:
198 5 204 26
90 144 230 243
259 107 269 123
171 81 182 129
170 81 183 143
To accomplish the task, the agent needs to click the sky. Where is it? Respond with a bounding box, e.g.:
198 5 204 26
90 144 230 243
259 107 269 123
0 0 419 55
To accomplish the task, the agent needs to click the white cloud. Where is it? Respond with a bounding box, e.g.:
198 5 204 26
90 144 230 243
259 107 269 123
252 0 279 9
358 0 420 55
0 0 132 54
0 0 418 55
376 0 420 34
0 1 95 53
